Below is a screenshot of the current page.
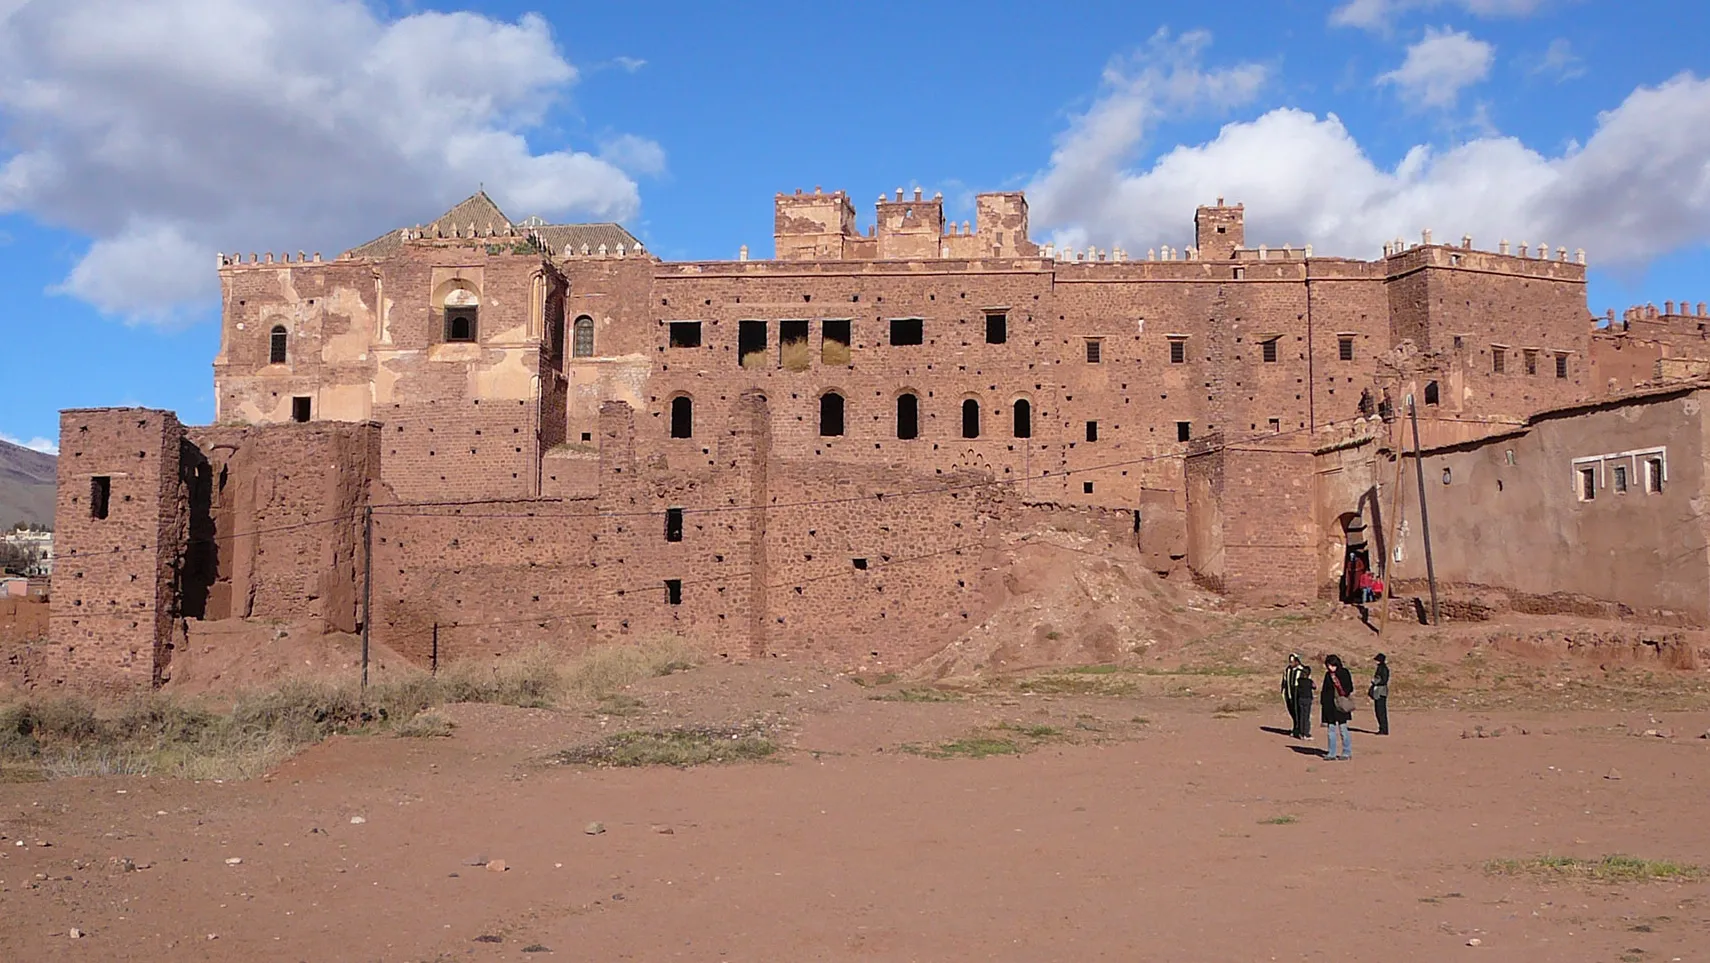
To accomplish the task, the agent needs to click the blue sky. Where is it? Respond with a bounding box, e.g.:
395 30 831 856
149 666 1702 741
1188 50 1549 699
4 0 1709 452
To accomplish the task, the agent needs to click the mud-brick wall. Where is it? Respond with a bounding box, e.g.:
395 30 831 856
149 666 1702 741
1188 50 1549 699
1186 441 1318 602
185 422 379 633
376 398 537 502
47 408 188 689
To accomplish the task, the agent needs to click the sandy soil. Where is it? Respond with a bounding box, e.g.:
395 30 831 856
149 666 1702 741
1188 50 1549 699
2 655 1708 963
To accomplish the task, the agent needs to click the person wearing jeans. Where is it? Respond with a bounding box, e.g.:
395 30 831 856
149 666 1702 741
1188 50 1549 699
1321 654 1355 760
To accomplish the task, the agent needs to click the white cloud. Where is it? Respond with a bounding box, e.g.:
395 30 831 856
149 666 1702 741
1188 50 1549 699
0 432 58 455
1378 27 1494 109
613 56 647 73
1028 64 1710 271
1331 0 1547 31
599 133 667 177
0 0 662 323
1029 30 1268 240
1531 38 1586 82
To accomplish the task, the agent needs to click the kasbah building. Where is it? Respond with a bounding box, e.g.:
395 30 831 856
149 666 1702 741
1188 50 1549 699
37 184 1710 691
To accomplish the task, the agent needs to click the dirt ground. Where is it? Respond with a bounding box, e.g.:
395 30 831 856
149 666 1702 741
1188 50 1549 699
2 638 1709 963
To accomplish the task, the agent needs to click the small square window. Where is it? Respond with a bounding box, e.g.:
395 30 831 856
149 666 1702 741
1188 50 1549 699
889 318 924 346
852 557 868 571
1169 339 1186 364
1176 421 1191 442
1261 339 1278 363
1577 466 1596 501
1085 421 1099 442
445 307 477 343
1085 339 1102 363
1083 481 1094 494
1268 418 1280 433
1233 267 1245 280
291 397 311 423
668 321 702 348
1524 349 1538 376
1338 337 1354 361
1613 465 1629 494
986 313 1007 344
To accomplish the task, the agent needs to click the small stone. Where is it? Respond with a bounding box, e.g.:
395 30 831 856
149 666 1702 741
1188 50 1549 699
461 855 488 867
485 860 507 873
69 928 84 939
224 857 242 866
651 825 674 835
585 822 605 835
1605 768 1622 780
1466 938 1482 946
207 933 219 941
1643 729 1659 737
349 816 366 825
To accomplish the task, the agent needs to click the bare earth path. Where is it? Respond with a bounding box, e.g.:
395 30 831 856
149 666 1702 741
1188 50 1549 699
1 672 1707 962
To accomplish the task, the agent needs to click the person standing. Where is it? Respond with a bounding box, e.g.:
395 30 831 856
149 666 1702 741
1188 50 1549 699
1322 654 1354 760
1369 653 1391 736
1281 655 1311 738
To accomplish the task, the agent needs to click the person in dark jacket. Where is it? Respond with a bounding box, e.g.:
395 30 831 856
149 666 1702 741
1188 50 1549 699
1321 654 1355 760
1369 653 1391 735
1281 654 1312 738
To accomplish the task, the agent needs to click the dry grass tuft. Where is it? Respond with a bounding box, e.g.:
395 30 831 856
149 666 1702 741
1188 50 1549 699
555 724 776 768
1485 854 1705 883
821 340 851 366
779 339 812 371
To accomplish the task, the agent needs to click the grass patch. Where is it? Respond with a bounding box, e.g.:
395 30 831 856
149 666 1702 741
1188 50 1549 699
1485 855 1706 883
554 725 776 768
1014 674 1140 696
903 736 1021 760
779 339 812 372
820 341 851 366
1138 665 1263 678
0 640 701 781
740 349 768 370
1258 814 1298 825
871 687 960 703
1214 701 1258 715
997 722 1063 740
1062 664 1121 675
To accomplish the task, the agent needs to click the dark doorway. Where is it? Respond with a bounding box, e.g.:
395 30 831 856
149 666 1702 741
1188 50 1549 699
819 392 845 436
896 393 919 439
962 399 981 439
670 396 693 438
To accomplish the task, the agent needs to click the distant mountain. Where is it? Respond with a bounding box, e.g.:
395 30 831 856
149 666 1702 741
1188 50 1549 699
0 438 56 529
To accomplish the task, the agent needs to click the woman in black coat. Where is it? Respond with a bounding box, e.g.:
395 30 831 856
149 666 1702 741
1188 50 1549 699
1321 654 1355 761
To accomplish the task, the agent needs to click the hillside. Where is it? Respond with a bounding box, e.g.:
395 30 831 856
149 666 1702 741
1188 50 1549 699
0 438 56 529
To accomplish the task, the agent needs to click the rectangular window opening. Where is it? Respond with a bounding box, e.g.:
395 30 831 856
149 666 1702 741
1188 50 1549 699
1555 354 1569 379
90 476 111 520
1268 418 1281 433
779 320 810 371
1578 466 1596 501
738 320 767 369
1169 339 1187 364
1492 347 1506 374
291 397 311 423
985 313 1007 344
668 321 702 349
1261 338 1278 363
1083 481 1095 494
664 579 682 605
665 507 684 543
1524 349 1539 376
822 319 852 365
1233 267 1245 280
1085 338 1102 364
1176 421 1192 442
1338 337 1354 362
1647 458 1664 493
1085 420 1099 442
852 557 868 571
1613 464 1629 494
889 318 924 346
444 307 477 343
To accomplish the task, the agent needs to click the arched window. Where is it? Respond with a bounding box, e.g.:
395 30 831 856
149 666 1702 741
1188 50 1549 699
819 392 845 437
896 393 919 440
1013 399 1032 438
1424 381 1440 406
443 286 479 342
670 396 693 438
269 325 288 364
573 316 595 357
962 399 981 439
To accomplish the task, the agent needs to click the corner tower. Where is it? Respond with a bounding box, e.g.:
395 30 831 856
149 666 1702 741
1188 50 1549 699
1195 198 1245 260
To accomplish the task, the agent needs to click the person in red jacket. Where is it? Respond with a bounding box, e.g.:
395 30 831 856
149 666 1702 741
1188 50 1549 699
1321 654 1355 761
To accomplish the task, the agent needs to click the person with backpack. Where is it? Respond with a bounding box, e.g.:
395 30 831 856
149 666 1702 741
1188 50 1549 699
1321 654 1355 760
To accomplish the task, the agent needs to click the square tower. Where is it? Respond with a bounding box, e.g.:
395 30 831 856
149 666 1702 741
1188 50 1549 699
47 408 189 690
1195 199 1245 260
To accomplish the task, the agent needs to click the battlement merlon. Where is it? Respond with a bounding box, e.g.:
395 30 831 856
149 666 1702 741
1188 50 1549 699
773 186 1036 261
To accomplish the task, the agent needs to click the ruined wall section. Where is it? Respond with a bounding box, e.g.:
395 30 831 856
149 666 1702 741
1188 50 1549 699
46 409 187 689
774 189 858 261
215 259 380 425
557 256 658 446
183 422 379 633
1184 438 1317 602
1590 303 1710 395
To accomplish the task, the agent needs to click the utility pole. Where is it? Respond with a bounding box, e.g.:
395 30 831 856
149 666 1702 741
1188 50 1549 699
1407 396 1441 625
361 505 373 692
